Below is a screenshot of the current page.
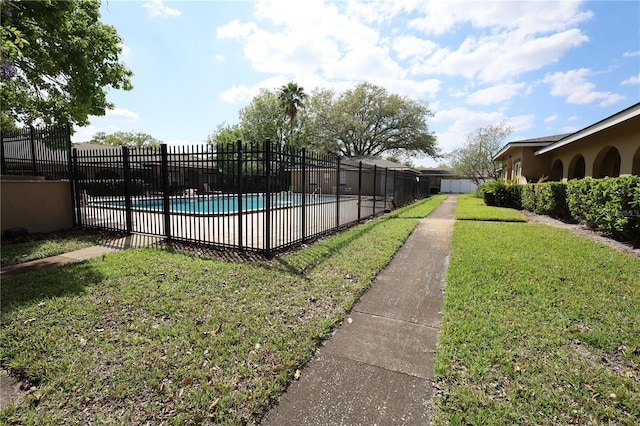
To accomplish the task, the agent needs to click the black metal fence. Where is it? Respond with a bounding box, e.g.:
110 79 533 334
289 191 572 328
1 124 72 179
74 140 430 255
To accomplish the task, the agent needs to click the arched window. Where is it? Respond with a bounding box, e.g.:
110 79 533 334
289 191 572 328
549 159 563 181
568 155 585 180
633 147 640 175
593 147 621 178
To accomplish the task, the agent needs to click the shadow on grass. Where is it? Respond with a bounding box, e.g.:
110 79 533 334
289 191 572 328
0 261 104 317
274 216 406 276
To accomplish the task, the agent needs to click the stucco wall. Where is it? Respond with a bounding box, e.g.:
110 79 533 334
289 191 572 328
544 115 640 180
1 178 73 235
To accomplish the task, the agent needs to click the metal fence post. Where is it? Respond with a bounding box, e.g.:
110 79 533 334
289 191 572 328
264 139 272 256
236 139 243 250
0 129 6 175
29 125 37 175
65 124 78 227
301 148 307 242
336 156 341 230
357 161 363 222
384 167 389 212
372 165 377 215
122 146 133 234
72 148 83 227
161 144 171 240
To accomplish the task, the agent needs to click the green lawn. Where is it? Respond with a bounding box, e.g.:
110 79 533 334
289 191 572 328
1 230 121 267
435 221 640 425
0 196 445 425
455 193 526 222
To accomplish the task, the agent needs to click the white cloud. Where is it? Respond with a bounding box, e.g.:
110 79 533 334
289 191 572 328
408 1 593 36
105 108 139 122
71 125 100 143
216 19 258 39
622 74 640 85
142 0 181 18
543 68 626 106
544 114 558 123
466 83 526 105
623 50 640 58
219 85 254 103
392 35 438 60
412 29 588 83
432 107 533 153
216 0 438 100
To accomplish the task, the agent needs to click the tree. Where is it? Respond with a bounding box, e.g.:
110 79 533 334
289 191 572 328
277 82 307 150
0 0 133 128
89 131 162 148
448 122 512 185
237 89 287 149
311 83 438 160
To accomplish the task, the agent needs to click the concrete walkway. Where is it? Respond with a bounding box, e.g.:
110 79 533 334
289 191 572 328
0 234 162 279
262 195 457 425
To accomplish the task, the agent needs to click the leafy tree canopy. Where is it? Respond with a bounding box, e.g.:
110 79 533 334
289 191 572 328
88 131 162 148
0 0 133 129
309 83 438 160
208 82 439 161
448 122 513 185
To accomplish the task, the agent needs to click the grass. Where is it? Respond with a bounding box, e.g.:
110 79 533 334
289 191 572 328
0 196 445 425
455 193 526 222
1 230 122 267
434 221 640 425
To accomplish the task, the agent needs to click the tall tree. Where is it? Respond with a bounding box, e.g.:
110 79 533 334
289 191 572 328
312 83 438 160
0 0 133 128
277 82 307 150
238 89 287 148
448 122 513 185
88 131 162 148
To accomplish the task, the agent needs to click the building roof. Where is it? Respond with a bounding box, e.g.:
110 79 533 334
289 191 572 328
342 156 420 173
536 102 640 155
493 134 571 160
417 167 455 175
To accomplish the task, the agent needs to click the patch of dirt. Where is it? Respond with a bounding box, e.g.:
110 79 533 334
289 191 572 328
0 368 37 410
523 211 640 258
568 340 639 382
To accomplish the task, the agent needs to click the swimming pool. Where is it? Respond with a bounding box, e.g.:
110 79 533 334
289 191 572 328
103 193 335 214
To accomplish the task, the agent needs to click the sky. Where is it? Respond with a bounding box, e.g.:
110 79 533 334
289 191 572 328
73 0 640 168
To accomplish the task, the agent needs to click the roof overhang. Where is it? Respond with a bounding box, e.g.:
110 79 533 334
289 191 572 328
493 142 552 161
536 102 640 156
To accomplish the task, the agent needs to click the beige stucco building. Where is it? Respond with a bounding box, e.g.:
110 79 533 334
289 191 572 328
494 102 640 183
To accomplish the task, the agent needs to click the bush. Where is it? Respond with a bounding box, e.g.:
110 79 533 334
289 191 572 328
521 184 537 212
79 179 146 197
567 176 640 241
536 182 570 220
478 179 521 209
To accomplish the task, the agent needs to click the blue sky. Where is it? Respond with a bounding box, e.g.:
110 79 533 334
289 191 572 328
73 0 640 168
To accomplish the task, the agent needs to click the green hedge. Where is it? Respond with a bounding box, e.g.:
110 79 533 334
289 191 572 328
79 179 147 197
567 176 640 240
488 176 639 242
521 182 571 220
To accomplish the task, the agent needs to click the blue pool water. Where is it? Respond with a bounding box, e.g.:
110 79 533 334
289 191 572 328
107 193 334 214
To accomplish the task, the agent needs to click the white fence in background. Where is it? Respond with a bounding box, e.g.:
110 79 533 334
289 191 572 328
440 179 478 193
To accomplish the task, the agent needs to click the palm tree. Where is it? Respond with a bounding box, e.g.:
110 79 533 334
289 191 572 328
277 82 307 150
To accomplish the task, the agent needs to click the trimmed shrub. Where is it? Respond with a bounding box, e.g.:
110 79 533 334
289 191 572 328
536 182 570 220
521 184 537 212
567 176 640 241
79 179 147 197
